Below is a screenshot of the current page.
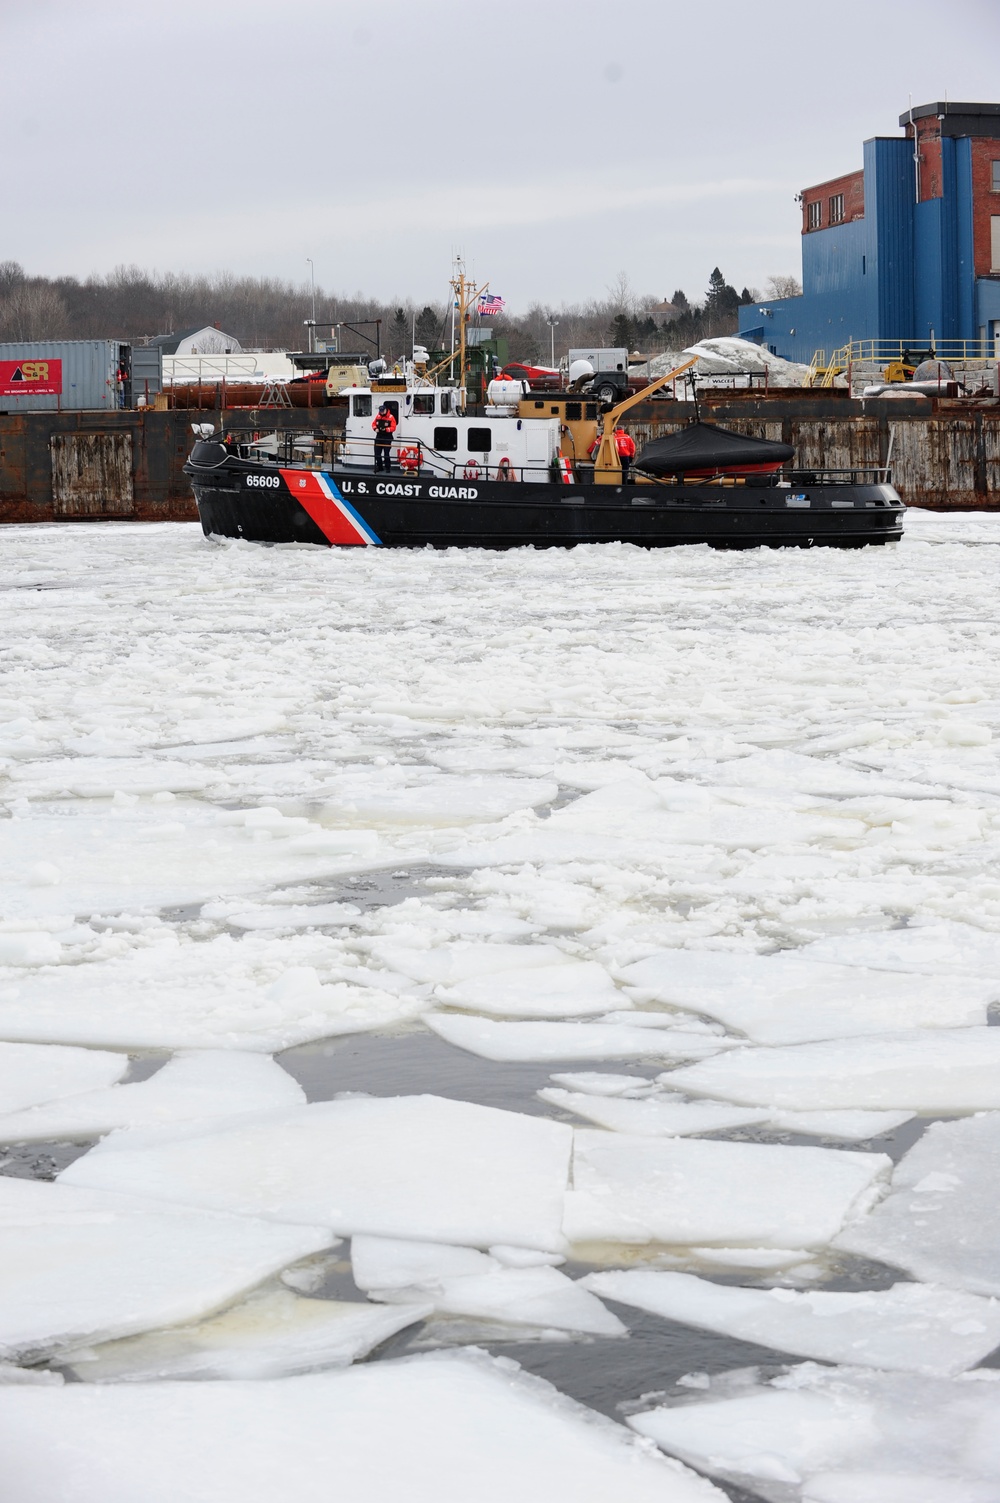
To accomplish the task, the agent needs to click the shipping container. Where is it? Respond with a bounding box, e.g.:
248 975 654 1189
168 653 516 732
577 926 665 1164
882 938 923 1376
130 344 163 406
0 339 130 413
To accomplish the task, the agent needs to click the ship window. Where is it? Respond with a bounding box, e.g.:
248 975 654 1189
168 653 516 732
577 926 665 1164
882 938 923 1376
806 200 821 230
352 395 372 417
565 402 582 420
829 193 844 224
412 393 435 415
440 392 451 414
467 427 492 452
434 426 458 451
585 403 598 419
534 400 544 409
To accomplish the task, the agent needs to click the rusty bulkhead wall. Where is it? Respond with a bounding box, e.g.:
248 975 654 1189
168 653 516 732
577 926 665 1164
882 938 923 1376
0 396 998 522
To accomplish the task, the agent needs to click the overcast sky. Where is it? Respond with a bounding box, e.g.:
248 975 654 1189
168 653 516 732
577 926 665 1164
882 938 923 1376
3 0 999 312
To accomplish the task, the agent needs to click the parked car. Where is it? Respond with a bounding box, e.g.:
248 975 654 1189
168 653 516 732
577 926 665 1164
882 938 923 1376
500 361 562 389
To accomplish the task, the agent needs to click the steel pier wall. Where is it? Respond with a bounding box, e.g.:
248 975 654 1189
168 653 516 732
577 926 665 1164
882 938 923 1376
0 400 998 520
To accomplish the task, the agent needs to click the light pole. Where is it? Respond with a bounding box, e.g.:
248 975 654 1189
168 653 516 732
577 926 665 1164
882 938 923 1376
306 258 316 352
546 315 560 370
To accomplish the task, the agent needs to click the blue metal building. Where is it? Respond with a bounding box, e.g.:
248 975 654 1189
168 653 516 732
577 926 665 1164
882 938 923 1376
740 102 1000 365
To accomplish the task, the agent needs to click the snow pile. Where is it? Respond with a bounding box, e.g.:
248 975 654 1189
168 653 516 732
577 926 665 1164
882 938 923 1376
646 337 811 386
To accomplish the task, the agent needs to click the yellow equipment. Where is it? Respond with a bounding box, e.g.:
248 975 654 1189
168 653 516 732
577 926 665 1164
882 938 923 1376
883 361 916 384
592 357 698 483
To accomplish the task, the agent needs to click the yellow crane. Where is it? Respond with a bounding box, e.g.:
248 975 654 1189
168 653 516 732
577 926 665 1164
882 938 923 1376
591 357 699 483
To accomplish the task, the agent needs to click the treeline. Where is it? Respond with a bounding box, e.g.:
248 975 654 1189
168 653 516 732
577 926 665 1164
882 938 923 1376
0 261 800 360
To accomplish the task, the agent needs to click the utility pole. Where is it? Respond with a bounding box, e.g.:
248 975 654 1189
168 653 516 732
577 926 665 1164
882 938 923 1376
547 315 560 370
306 258 316 352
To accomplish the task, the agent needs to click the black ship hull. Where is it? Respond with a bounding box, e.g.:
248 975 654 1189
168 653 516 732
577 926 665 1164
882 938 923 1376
183 449 905 550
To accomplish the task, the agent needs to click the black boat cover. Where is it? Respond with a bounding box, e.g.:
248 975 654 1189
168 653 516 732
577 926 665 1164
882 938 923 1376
636 422 795 476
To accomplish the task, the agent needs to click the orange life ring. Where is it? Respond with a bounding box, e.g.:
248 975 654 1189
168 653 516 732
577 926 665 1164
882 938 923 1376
496 457 514 481
398 445 421 472
463 461 481 481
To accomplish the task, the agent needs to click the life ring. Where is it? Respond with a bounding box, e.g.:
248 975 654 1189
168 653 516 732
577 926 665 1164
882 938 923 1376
496 457 514 481
398 445 421 472
463 461 481 481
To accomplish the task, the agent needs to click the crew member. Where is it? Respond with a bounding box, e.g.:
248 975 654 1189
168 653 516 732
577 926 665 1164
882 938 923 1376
614 426 636 483
372 403 397 472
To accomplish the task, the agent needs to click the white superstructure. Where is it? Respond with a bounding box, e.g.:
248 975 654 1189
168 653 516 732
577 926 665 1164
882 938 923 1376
341 384 561 482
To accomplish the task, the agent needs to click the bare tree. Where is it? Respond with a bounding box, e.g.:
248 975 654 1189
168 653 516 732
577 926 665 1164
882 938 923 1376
764 274 802 300
0 282 70 340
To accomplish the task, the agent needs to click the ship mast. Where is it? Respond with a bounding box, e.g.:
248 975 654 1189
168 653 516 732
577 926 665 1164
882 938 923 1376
450 258 488 413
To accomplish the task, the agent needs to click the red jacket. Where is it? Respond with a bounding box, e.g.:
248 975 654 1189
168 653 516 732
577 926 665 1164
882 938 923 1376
614 429 636 459
372 411 397 439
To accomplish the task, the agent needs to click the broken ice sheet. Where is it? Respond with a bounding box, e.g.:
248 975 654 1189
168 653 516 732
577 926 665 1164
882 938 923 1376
0 1051 305 1144
366 939 569 986
0 799 399 919
0 931 428 1050
426 1014 735 1063
350 1235 623 1337
435 959 624 1018
620 947 995 1044
60 1095 573 1253
564 1130 888 1250
62 1288 430 1382
539 1087 770 1136
835 1112 1000 1295
629 1363 1000 1503
584 1269 1000 1375
800 919 1000 976
0 1350 727 1503
0 1040 127 1114
0 1177 333 1362
670 1029 1000 1112
312 770 559 825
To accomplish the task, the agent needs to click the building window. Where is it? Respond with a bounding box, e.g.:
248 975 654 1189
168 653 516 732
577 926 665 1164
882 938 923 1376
829 193 845 224
993 160 1000 191
806 200 822 230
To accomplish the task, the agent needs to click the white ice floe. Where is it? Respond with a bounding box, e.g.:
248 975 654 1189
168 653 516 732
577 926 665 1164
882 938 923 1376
367 939 569 986
564 1130 888 1249
0 1177 333 1362
630 1363 1000 1503
314 771 558 825
60 1095 573 1253
0 1051 305 1143
436 959 624 1018
0 932 428 1050
0 1040 127 1114
836 1112 1000 1294
0 1349 726 1503
426 1014 734 1063
767 1108 916 1141
548 1071 658 1096
584 1269 1000 1374
800 920 1000 976
620 948 995 1044
63 1288 429 1382
222 901 362 931
539 1087 770 1136
670 1029 1000 1111
350 1234 622 1336
0 799 394 920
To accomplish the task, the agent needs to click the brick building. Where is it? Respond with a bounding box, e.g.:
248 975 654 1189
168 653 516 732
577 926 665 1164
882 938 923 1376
739 101 1000 364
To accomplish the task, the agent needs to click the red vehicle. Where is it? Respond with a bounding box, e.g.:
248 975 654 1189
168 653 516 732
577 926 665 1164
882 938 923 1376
500 361 562 389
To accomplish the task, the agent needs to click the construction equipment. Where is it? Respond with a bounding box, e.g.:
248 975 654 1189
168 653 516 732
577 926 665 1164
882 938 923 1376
592 358 698 484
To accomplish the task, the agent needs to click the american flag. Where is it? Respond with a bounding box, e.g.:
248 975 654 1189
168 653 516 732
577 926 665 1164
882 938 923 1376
477 294 505 317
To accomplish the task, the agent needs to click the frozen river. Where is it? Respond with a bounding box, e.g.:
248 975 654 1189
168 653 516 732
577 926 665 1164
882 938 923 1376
3 515 1000 1501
